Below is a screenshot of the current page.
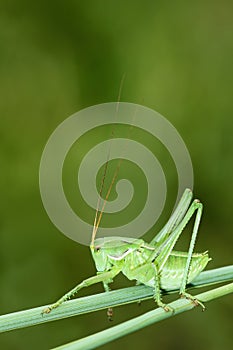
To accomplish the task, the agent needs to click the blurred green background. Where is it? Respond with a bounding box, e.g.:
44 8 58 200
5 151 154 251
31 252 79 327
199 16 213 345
1 1 233 349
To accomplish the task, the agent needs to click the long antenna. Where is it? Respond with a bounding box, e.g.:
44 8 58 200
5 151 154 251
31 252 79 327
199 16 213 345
91 75 126 247
95 158 123 232
93 105 137 238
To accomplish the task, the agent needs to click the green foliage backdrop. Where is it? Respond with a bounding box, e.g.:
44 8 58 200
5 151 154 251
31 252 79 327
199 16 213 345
0 1 232 349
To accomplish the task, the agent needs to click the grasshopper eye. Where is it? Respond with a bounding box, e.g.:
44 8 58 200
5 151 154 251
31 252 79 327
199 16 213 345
95 246 101 252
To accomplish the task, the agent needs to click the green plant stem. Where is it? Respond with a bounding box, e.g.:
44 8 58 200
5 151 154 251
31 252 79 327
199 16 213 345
52 282 233 350
0 265 232 333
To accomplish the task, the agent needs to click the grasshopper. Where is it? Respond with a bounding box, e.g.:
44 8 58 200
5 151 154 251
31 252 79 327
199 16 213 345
42 184 211 315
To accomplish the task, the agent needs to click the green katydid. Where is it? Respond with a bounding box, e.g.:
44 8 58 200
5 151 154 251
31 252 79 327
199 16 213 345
42 183 211 315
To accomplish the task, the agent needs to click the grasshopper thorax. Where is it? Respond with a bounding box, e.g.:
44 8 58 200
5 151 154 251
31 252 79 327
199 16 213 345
90 237 146 272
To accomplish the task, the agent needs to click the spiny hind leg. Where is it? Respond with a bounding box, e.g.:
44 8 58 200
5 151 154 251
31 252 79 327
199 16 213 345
179 200 205 310
180 292 205 311
42 268 120 315
152 263 174 313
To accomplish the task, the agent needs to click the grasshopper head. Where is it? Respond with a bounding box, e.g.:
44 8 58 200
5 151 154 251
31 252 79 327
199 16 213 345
90 237 144 272
90 238 112 272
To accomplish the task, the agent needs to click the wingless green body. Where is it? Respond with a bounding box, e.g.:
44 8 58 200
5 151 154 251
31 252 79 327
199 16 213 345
93 237 209 291
43 189 211 314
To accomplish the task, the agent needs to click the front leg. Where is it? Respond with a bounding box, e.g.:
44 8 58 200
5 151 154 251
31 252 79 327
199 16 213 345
42 267 120 315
